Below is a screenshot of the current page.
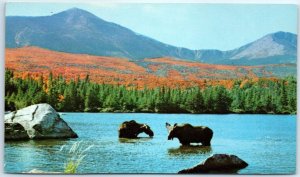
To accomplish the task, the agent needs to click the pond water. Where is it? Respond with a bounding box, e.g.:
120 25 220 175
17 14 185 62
4 113 296 174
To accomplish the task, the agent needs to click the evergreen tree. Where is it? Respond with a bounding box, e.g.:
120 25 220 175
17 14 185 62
4 69 297 114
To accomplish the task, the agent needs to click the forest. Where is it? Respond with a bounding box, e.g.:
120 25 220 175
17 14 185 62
5 70 296 114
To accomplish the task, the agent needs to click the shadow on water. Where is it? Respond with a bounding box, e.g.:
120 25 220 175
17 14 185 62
168 145 212 156
5 139 71 155
5 139 69 147
118 137 153 144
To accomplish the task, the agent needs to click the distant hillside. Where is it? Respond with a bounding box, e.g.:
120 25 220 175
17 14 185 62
5 47 296 88
198 31 297 65
6 8 297 65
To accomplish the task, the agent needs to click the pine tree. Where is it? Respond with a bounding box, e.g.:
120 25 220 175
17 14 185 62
4 69 297 114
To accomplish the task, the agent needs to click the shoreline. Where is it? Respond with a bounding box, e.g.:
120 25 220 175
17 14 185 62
57 111 296 115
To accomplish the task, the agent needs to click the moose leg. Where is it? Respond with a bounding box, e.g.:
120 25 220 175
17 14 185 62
202 141 211 146
180 141 190 146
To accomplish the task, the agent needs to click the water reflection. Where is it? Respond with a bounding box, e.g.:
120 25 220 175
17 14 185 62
5 139 69 154
118 137 153 144
168 145 212 156
5 139 69 173
6 139 69 147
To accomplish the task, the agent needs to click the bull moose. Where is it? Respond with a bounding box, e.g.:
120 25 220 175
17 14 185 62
166 122 213 146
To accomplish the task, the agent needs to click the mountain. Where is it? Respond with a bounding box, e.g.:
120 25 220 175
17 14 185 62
6 8 196 60
198 31 297 65
6 8 297 65
6 47 296 88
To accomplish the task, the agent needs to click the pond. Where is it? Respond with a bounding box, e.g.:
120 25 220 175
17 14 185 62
4 113 296 174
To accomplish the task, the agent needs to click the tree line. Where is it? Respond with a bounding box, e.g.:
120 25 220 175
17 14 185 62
5 70 296 114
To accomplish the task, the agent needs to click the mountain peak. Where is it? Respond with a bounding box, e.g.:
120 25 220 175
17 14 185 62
65 7 89 13
269 31 296 44
52 7 99 19
271 31 294 37
228 31 297 61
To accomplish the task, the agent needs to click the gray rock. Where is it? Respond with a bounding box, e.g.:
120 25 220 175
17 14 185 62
5 122 29 140
5 104 78 140
178 154 248 174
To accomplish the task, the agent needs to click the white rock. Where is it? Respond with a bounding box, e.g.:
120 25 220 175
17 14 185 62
5 104 78 140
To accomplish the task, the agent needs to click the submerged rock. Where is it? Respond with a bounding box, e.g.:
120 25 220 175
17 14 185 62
27 169 47 173
5 104 78 140
27 169 60 174
178 154 248 174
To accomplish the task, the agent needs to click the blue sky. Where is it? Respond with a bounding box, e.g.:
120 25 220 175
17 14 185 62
6 3 298 50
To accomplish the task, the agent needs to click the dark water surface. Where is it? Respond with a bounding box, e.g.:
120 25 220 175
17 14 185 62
4 113 296 174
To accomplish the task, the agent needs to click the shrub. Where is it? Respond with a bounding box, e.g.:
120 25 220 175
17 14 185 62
60 141 94 174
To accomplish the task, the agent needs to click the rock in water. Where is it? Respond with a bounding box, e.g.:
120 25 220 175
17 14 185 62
5 104 78 140
5 122 29 140
178 154 248 174
26 169 60 174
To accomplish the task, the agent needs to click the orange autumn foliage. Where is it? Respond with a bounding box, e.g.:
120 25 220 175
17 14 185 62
5 47 280 89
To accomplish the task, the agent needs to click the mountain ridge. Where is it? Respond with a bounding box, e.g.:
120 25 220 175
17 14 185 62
6 8 297 65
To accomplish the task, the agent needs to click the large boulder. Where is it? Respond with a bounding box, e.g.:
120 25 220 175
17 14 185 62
5 104 78 140
178 154 248 174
